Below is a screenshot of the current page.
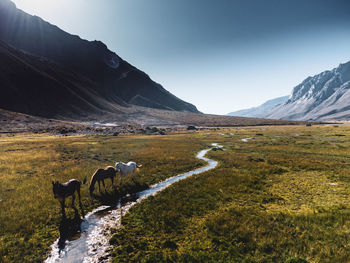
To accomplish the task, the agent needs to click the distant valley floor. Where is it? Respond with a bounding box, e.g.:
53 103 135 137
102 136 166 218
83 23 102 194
0 107 314 135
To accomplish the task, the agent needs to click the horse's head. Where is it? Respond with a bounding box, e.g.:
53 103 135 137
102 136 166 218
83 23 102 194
89 183 94 196
52 181 63 200
115 162 120 172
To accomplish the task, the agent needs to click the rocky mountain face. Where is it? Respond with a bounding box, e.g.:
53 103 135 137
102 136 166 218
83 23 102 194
0 0 198 118
0 40 125 118
227 96 289 118
265 61 350 121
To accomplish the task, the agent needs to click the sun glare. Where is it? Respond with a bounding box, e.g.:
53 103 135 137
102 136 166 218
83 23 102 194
11 0 78 21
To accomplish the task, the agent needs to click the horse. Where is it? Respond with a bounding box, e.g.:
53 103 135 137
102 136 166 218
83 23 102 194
115 161 142 184
52 178 86 217
89 166 116 195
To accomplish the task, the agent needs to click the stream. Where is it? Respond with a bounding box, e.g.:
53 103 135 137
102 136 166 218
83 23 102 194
45 143 222 263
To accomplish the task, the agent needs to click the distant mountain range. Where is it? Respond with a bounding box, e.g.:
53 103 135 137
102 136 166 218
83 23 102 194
228 61 350 121
0 0 198 119
266 61 350 121
227 96 289 118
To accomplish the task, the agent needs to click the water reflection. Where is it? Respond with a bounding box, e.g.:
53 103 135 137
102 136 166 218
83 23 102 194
58 209 83 252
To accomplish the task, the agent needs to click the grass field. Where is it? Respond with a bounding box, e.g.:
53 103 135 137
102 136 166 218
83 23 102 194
0 133 207 262
1 125 350 262
109 125 350 263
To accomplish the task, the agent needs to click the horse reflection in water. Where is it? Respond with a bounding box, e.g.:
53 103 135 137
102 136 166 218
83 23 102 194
52 178 86 251
57 208 83 251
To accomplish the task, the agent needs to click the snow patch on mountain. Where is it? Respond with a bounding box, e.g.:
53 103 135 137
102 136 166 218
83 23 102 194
227 96 289 118
265 61 350 121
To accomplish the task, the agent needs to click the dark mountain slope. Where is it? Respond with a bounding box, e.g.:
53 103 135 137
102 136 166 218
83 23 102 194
0 41 126 118
0 0 198 115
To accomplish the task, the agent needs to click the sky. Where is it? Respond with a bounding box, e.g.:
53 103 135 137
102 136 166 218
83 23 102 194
11 0 350 114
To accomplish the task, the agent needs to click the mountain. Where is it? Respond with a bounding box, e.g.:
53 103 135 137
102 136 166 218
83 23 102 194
0 0 198 118
227 96 289 118
0 40 129 118
266 61 350 121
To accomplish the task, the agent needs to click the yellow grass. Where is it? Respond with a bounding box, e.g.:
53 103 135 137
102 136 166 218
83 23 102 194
0 133 206 262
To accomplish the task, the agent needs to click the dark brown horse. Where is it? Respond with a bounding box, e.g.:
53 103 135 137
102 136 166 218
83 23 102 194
52 178 86 217
89 166 116 195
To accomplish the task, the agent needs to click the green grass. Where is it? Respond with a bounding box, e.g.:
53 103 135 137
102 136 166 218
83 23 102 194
0 133 207 262
2 125 350 262
109 125 350 262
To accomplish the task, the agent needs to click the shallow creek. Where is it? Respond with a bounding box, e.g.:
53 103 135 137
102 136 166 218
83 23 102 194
45 143 223 263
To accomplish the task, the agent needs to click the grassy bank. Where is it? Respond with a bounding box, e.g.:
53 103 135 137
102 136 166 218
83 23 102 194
110 125 350 262
0 133 207 262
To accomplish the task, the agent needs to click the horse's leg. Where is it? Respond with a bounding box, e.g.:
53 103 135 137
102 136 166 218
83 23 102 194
71 193 75 208
111 176 115 189
132 170 135 182
60 199 66 218
98 180 101 192
77 188 84 217
77 188 82 204
102 179 107 192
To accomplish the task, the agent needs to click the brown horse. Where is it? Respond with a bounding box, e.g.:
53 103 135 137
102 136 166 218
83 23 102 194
52 178 86 217
89 166 116 195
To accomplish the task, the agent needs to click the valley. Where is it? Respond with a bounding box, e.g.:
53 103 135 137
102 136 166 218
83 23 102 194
1 125 350 262
1 1 349 262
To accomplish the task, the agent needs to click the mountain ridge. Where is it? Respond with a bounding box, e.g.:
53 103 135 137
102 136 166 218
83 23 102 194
227 96 289 118
0 40 127 118
0 0 198 118
266 61 350 121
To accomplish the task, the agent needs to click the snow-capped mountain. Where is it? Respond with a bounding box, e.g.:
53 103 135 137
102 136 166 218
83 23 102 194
265 61 350 121
227 96 289 118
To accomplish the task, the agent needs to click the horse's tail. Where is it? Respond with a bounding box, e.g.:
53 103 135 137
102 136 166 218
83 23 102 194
137 164 142 168
81 177 87 185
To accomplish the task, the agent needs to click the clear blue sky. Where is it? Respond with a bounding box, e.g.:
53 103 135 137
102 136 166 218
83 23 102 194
12 0 350 114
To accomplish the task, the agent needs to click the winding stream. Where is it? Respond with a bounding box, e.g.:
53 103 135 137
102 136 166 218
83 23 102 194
45 143 222 263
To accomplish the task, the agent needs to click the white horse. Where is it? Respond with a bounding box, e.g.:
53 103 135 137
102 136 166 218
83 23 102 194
115 161 142 184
